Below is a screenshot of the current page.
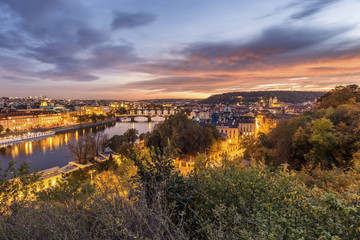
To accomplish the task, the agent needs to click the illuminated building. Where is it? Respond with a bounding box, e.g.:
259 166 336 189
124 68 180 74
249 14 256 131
82 106 111 115
0 112 40 131
38 112 62 128
0 111 62 131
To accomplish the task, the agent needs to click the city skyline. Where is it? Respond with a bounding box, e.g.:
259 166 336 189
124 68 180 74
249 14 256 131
1 0 360 100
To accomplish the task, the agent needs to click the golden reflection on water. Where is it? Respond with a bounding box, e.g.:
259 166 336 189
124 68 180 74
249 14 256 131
29 142 33 155
53 137 60 150
49 137 53 151
25 142 29 156
1 122 153 163
11 145 19 158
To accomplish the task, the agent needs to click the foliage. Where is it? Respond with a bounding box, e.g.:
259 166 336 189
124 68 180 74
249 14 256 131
108 128 139 157
191 164 360 239
130 145 194 211
246 100 360 171
0 124 4 133
77 113 112 123
203 91 324 105
0 161 40 214
317 84 360 109
68 133 109 164
144 113 221 156
0 151 359 239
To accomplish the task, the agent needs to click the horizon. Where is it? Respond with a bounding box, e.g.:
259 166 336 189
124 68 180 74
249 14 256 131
0 89 328 101
1 0 360 100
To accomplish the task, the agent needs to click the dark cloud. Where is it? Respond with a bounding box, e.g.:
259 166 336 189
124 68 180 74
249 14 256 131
123 76 233 92
112 11 156 30
138 25 351 74
0 0 148 83
123 23 360 94
88 45 139 68
2 75 36 83
290 0 341 20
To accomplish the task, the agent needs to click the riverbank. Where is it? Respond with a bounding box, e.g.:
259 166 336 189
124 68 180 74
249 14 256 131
0 118 116 140
53 118 116 134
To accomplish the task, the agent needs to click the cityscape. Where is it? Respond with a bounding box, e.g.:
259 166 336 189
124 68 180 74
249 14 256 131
1 0 360 239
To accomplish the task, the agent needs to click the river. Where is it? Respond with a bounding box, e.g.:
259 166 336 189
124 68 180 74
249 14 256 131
0 121 159 173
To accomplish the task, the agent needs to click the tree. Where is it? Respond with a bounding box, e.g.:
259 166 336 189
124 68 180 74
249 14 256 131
305 118 336 168
0 161 40 214
109 135 125 152
317 85 360 109
123 128 138 144
291 126 311 170
93 133 109 155
68 135 95 164
130 144 195 225
5 128 10 133
0 125 4 133
144 113 221 157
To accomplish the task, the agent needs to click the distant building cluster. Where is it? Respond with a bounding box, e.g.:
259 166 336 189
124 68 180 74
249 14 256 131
188 96 316 144
0 96 119 132
0 94 316 136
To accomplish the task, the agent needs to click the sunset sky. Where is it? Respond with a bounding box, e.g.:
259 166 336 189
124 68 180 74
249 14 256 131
0 0 360 100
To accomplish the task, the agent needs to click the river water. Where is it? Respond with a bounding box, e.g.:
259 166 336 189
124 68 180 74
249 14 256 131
0 121 159 173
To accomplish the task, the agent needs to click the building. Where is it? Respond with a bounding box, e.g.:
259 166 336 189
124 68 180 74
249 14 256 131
212 106 257 143
38 112 62 128
0 110 63 131
216 122 239 144
82 106 111 115
0 111 39 131
238 118 256 137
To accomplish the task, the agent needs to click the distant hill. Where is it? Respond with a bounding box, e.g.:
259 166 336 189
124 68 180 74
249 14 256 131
202 91 325 105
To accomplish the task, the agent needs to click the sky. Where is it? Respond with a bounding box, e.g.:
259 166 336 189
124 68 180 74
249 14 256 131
0 0 360 100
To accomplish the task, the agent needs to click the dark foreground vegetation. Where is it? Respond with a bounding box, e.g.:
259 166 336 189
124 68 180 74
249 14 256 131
0 86 359 239
1 149 359 239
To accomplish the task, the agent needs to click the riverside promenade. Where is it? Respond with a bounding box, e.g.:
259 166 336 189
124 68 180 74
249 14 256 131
53 118 116 134
0 118 116 141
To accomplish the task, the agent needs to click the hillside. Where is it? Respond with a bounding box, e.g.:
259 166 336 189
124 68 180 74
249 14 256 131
203 91 325 105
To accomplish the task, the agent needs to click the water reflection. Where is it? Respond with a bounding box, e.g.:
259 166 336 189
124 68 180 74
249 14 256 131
0 122 155 172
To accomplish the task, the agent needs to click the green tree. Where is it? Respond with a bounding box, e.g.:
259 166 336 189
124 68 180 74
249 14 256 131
123 128 138 144
144 113 221 157
130 144 195 225
0 161 40 214
108 135 125 152
0 125 4 133
305 118 336 168
291 125 311 170
317 84 360 109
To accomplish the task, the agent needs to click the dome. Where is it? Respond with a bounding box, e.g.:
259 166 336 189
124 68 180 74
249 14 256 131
223 106 231 113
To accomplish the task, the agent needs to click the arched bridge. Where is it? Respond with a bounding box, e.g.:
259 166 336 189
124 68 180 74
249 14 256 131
116 108 180 122
116 114 170 122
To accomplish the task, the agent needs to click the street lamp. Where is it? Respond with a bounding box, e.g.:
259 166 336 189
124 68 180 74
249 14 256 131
89 169 96 183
